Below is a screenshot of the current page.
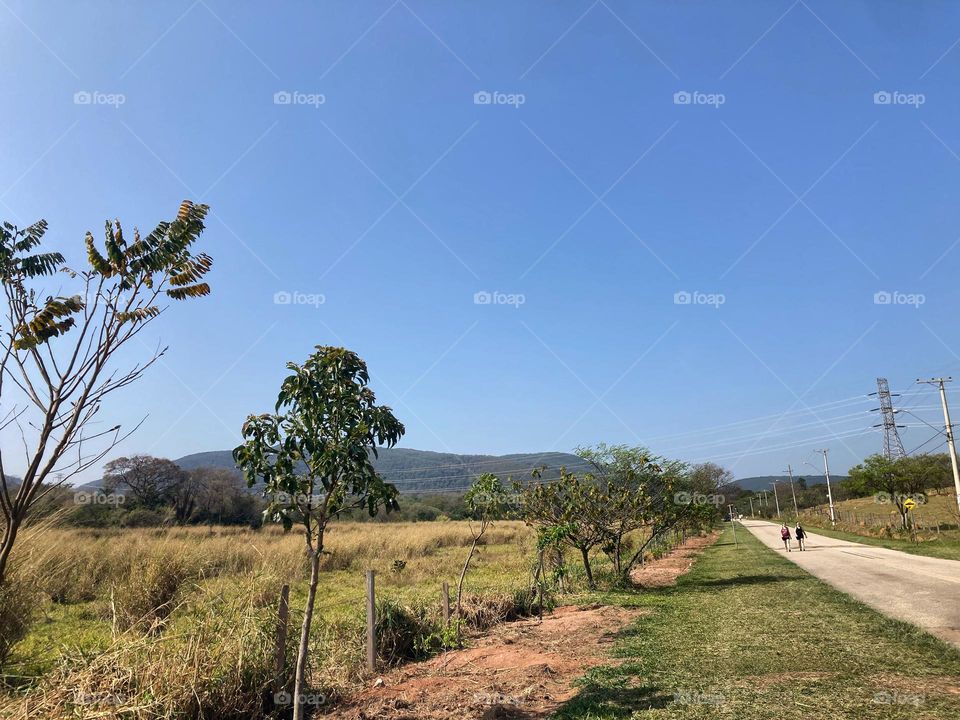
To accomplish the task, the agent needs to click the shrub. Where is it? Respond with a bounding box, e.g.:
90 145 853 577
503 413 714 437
2 576 280 719
375 599 435 664
111 552 190 633
458 591 537 632
0 574 39 668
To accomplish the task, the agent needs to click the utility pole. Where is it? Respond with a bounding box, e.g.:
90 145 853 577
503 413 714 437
784 464 799 519
918 377 960 514
748 496 754 517
727 504 739 547
770 481 781 519
816 449 836 526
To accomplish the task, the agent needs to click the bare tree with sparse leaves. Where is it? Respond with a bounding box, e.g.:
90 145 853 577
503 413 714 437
0 201 213 586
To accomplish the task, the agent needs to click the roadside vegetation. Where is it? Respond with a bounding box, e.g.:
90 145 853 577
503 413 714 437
556 527 960 719
1 403 723 719
1 521 535 716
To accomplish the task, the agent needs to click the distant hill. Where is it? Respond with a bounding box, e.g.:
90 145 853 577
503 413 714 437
175 447 594 494
731 475 848 492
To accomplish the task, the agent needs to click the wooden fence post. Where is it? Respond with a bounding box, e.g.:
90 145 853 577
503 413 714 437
274 584 290 693
366 570 376 673
442 581 450 626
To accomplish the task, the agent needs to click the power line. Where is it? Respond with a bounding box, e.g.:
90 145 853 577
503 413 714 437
657 411 872 454
686 427 878 464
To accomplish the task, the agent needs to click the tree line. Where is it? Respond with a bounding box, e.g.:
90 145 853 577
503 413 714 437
739 453 957 529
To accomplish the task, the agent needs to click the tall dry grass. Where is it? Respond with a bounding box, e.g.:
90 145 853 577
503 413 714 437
0 521 535 719
11 522 531 599
3 573 280 720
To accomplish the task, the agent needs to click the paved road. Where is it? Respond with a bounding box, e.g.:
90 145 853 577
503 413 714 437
740 519 960 648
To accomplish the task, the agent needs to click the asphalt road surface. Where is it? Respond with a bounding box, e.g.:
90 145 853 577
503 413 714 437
740 519 960 648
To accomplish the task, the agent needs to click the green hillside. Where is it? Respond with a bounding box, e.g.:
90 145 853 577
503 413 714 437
175 447 593 493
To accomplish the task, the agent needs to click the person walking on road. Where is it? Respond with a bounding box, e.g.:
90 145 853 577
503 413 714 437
795 523 806 551
780 523 792 552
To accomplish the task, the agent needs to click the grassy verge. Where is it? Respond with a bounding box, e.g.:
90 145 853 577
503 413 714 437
800 523 960 562
556 527 960 719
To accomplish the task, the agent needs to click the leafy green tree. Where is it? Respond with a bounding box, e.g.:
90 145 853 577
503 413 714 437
0 201 212 586
233 346 403 720
687 461 734 494
902 454 953 496
848 454 928 528
577 445 714 583
515 468 607 588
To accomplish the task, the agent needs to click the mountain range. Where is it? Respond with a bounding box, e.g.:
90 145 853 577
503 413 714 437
175 448 594 494
174 449 843 495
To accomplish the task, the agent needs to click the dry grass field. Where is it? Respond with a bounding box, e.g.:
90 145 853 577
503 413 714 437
0 521 544 719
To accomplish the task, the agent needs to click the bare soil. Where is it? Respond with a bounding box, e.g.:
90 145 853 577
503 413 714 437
628 532 720 589
328 533 718 720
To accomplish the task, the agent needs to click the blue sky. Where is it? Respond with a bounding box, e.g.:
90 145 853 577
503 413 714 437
3 0 960 482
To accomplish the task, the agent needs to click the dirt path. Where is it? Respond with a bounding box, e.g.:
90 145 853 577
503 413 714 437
328 533 718 720
629 532 719 588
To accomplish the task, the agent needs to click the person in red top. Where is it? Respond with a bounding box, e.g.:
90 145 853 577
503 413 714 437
780 523 792 552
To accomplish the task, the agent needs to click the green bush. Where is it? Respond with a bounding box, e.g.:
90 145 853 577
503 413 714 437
376 599 435 664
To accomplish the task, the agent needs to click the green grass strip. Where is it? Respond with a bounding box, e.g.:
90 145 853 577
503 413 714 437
556 528 960 719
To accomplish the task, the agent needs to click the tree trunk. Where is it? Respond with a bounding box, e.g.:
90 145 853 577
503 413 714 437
293 549 321 720
579 547 594 588
455 536 480 638
0 517 20 587
622 530 659 582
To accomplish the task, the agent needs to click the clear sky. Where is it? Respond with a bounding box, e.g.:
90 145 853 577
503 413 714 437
3 1 960 482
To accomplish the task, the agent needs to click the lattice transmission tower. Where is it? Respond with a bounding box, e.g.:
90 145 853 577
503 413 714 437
869 377 906 460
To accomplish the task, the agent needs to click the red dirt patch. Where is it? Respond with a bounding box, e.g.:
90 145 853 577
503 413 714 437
328 534 718 719
629 532 720 588
330 604 639 719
